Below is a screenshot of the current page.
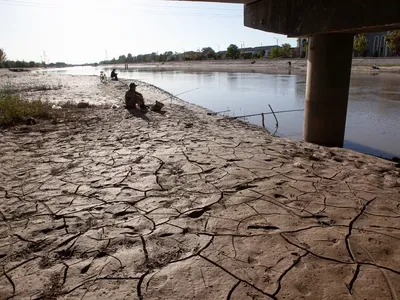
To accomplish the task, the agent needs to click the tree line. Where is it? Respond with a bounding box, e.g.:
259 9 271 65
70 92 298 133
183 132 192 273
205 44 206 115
0 49 69 69
100 43 295 65
100 48 223 65
2 32 398 69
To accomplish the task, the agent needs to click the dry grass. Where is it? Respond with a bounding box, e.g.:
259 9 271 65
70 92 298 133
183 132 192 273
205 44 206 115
0 82 63 95
0 92 56 126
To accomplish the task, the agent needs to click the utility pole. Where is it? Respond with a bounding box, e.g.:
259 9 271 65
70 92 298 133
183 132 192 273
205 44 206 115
42 51 47 67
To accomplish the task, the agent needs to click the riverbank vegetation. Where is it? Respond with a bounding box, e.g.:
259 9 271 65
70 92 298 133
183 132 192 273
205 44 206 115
0 83 70 126
99 42 296 65
0 92 54 126
385 30 400 56
353 34 369 57
0 48 80 69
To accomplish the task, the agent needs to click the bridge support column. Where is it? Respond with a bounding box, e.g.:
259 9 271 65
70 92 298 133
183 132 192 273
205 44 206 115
303 33 354 147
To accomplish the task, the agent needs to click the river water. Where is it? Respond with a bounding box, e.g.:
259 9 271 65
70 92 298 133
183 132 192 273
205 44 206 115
47 66 400 158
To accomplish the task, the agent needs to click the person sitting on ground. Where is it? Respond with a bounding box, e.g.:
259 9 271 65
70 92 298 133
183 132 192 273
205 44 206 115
125 83 146 111
100 71 107 83
372 64 380 70
111 69 118 80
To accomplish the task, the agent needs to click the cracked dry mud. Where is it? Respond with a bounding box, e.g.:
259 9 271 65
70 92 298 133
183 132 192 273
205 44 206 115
0 73 400 300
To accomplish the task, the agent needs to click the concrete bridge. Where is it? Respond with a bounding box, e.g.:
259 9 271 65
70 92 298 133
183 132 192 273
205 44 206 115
175 0 400 147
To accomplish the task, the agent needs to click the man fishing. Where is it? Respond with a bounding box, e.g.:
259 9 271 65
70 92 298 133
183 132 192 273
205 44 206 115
125 83 147 111
111 69 118 80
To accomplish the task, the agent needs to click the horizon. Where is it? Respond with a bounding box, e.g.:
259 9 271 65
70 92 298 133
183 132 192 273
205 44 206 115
0 0 297 64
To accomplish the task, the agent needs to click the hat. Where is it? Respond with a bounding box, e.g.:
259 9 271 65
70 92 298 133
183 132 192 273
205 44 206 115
129 82 137 88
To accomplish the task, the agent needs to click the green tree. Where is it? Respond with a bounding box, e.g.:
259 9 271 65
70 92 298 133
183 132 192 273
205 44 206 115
118 55 127 63
259 49 266 58
201 47 215 59
215 52 224 60
239 52 252 59
270 46 281 58
353 34 369 57
150 52 157 62
158 54 166 62
281 43 292 58
28 61 36 68
0 48 6 67
385 30 400 56
127 53 133 63
226 44 239 59
15 61 26 68
301 39 308 58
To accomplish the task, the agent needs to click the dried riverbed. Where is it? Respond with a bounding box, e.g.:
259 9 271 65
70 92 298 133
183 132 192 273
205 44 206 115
0 71 399 300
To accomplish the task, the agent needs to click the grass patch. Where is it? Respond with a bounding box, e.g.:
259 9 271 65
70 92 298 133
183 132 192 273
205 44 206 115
0 93 55 126
0 82 63 95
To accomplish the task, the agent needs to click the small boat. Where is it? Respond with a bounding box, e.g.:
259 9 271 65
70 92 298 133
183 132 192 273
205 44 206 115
8 68 30 72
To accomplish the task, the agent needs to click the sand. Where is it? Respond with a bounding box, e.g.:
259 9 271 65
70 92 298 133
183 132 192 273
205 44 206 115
0 71 399 300
103 57 400 75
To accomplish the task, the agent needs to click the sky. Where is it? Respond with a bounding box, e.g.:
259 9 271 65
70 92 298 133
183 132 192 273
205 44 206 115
0 0 298 64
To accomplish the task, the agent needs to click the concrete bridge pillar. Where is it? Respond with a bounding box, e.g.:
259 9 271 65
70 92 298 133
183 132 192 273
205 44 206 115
177 0 400 146
303 33 354 147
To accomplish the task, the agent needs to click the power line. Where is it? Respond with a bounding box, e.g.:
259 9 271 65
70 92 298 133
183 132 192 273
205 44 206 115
0 0 242 18
0 0 54 8
0 0 242 11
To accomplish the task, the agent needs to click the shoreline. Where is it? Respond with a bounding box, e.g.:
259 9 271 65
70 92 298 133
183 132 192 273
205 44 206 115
2 57 400 76
1 70 399 159
100 57 400 75
0 71 399 299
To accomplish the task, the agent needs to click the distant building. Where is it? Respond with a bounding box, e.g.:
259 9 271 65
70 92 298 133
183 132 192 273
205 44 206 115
291 47 300 58
297 38 309 58
240 45 278 57
297 34 396 58
364 31 393 57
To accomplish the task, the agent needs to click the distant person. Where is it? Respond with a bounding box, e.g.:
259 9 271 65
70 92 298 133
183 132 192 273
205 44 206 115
288 61 292 67
100 71 107 83
125 83 146 111
372 64 380 70
111 69 118 80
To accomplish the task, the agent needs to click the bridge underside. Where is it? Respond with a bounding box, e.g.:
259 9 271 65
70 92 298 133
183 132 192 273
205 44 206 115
175 0 400 147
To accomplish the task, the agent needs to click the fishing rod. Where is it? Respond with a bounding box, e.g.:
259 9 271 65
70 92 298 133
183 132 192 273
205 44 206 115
160 87 199 102
223 109 304 120
116 77 199 101
108 76 199 103
207 109 231 116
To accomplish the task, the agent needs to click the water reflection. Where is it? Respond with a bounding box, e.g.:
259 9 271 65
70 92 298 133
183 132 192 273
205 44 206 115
45 67 400 158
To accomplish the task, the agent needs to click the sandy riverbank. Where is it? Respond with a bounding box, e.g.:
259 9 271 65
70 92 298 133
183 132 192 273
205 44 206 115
102 57 400 75
0 71 399 300
2 57 400 76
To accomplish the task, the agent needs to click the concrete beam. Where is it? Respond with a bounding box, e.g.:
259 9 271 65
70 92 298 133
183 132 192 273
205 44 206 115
172 0 256 4
244 0 400 37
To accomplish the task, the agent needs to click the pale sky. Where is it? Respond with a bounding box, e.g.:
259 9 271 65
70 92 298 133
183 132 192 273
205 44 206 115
0 0 297 64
